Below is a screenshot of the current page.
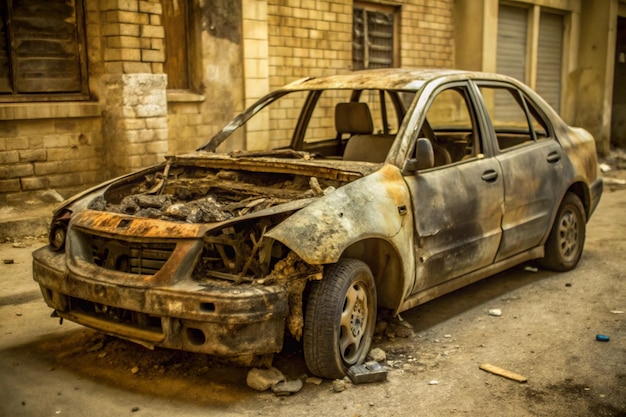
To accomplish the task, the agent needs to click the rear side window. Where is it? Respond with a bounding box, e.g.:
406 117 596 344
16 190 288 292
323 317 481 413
478 86 550 151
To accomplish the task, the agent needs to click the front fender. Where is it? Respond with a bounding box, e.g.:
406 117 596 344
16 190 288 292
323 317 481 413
266 164 414 266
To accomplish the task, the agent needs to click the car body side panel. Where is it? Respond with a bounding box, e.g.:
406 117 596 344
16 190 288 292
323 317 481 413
266 164 416 301
406 157 504 293
506 83 602 216
556 125 603 214
495 139 565 261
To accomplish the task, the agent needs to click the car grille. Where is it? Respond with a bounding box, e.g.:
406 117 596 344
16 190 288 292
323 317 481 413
87 234 176 275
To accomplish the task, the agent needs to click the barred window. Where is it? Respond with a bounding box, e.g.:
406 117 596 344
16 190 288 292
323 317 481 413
353 2 398 70
0 0 88 102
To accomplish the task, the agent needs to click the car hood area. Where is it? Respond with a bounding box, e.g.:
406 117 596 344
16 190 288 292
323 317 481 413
75 151 378 237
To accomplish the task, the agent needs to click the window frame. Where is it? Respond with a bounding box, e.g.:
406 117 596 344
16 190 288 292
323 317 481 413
0 0 90 103
162 0 203 95
352 1 400 70
474 81 554 153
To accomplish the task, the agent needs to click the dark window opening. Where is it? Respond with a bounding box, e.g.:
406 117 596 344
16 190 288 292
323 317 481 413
0 0 88 102
162 0 190 90
353 2 398 70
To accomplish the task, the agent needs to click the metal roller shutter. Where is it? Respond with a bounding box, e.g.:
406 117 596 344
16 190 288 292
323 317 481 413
496 5 528 83
495 5 528 121
537 12 564 113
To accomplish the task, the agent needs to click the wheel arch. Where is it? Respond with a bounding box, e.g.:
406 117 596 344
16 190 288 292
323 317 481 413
566 181 591 220
341 237 407 312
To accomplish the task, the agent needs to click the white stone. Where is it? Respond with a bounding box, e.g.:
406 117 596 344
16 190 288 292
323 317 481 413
246 367 285 391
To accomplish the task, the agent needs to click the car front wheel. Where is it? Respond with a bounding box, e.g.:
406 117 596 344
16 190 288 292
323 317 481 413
539 192 586 271
303 258 377 379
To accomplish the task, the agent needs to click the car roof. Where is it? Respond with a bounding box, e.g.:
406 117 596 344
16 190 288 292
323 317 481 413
280 68 514 92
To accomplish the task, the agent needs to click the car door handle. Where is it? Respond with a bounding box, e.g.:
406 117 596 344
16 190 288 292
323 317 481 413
547 151 561 163
481 170 498 182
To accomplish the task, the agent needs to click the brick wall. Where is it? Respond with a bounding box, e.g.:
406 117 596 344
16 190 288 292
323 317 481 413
267 0 454 90
401 1 455 68
262 0 455 149
98 0 170 177
100 0 165 75
267 1 353 90
0 111 104 203
0 0 456 203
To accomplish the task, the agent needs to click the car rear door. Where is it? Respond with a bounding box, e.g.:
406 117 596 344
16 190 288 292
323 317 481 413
473 82 564 262
404 82 504 294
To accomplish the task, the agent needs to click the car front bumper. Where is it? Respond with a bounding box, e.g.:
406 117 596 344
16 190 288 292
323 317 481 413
32 246 289 358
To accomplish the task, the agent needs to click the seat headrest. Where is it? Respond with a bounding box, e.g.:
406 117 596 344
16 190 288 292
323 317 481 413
335 102 374 134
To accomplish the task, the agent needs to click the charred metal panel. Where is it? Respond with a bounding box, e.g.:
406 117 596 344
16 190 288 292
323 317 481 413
495 139 564 261
33 244 289 356
266 164 415 304
407 158 504 294
72 211 203 239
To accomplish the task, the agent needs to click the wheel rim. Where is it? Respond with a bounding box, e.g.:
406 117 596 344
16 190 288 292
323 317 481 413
339 280 369 364
557 207 580 262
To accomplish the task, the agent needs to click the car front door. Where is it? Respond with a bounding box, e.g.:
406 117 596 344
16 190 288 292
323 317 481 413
474 82 564 261
404 82 504 294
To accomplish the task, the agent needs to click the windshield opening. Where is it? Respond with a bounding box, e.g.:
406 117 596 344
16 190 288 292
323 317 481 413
201 88 416 163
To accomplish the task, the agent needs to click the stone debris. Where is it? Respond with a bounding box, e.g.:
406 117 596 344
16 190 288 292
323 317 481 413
332 379 347 393
368 347 387 363
246 367 285 391
384 314 415 339
271 379 303 396
428 380 439 385
488 309 502 317
305 376 323 385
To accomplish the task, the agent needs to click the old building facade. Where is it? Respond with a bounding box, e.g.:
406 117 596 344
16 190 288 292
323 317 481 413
0 0 623 203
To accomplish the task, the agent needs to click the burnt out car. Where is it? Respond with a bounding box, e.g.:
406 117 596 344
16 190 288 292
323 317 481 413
33 69 602 379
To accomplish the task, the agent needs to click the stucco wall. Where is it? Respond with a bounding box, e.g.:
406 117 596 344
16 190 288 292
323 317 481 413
167 0 245 155
574 0 617 156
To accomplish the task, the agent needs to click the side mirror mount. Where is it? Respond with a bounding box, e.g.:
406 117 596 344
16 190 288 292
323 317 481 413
402 158 420 175
403 138 434 174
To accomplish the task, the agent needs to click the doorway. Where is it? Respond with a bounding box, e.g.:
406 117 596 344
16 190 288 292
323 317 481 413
611 16 626 148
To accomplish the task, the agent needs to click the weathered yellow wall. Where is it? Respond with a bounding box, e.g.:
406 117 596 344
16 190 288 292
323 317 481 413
574 0 618 155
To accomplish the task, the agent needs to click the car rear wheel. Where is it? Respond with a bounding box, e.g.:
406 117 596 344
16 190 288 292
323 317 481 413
539 192 586 271
303 258 376 379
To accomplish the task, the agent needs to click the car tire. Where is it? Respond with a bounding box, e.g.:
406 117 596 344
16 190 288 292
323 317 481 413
539 192 586 271
303 258 377 379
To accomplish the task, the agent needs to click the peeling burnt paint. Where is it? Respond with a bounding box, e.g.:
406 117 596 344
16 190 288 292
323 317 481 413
269 252 323 340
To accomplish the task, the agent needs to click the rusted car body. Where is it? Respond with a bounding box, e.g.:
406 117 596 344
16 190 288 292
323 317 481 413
33 69 602 379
